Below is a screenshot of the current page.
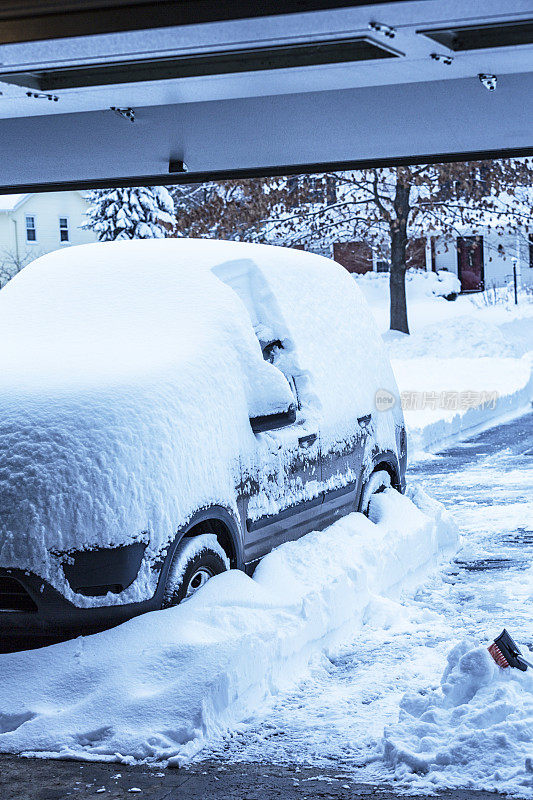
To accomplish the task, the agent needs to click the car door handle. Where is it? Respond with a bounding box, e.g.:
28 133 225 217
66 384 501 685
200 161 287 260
299 433 318 448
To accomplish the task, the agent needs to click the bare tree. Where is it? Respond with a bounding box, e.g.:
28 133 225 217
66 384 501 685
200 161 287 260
170 160 533 334
171 178 292 242
251 161 533 333
0 247 42 289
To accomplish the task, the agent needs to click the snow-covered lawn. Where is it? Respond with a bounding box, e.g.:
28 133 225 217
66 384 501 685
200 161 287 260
355 271 533 455
0 488 457 766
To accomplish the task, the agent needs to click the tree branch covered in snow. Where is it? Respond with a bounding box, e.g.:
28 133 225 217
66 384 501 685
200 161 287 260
170 159 533 334
0 246 42 289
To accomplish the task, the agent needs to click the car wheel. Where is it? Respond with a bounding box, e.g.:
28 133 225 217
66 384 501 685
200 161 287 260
360 469 392 517
162 533 230 608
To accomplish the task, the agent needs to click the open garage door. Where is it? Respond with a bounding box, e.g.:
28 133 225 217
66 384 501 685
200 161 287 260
0 1 532 192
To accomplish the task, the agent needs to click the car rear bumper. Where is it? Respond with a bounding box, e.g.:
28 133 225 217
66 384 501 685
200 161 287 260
0 567 158 651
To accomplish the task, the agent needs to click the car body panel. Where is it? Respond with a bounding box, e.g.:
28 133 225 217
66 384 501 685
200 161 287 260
239 421 322 562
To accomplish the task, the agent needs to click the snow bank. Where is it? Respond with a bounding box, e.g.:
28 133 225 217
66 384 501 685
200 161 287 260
0 489 457 766
383 640 533 797
353 269 460 307
395 355 533 455
354 270 533 453
384 316 519 360
384 309 533 454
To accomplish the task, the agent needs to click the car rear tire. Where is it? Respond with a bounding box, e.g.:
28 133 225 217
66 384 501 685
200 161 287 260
162 533 230 608
360 469 392 517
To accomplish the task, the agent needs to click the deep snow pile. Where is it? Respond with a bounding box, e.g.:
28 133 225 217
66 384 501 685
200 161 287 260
0 488 457 765
383 640 533 796
354 269 460 305
393 355 533 454
199 412 532 797
354 271 533 454
384 316 518 359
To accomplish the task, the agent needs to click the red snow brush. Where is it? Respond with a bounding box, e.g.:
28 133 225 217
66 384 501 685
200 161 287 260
488 629 532 671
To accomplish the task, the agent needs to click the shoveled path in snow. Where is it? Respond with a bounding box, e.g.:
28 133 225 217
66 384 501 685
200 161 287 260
198 411 533 776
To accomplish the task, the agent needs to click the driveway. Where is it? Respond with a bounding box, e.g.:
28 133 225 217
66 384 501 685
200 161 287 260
0 755 511 800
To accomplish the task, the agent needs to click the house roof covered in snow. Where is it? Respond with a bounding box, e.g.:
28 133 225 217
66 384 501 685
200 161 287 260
0 194 27 212
0 191 90 213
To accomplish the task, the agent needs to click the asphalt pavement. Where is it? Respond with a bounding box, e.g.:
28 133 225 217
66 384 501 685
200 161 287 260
0 755 511 800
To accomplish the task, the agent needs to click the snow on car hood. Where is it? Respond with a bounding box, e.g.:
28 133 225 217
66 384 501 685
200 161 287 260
0 240 294 602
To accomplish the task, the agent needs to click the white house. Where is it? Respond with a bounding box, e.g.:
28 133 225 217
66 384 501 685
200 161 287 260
307 228 531 294
431 227 533 292
0 192 97 283
328 228 532 293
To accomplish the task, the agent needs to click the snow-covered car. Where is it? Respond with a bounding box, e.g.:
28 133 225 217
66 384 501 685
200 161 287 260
0 239 406 645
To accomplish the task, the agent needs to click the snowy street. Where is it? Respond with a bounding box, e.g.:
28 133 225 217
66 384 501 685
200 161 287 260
1 412 531 799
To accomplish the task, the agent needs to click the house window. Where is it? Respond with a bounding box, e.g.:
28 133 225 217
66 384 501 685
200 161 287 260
59 217 70 242
304 177 325 204
25 215 36 242
287 176 326 205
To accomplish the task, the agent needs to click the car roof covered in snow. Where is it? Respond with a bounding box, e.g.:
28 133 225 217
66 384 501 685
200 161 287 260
0 239 294 394
0 236 399 438
0 239 302 585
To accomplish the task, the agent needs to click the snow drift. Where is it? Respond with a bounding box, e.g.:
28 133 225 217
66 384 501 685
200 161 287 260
395 355 533 455
383 639 533 797
355 266 533 454
0 487 457 765
353 268 461 305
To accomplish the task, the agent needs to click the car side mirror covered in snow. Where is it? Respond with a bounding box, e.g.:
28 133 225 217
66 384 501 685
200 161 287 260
249 404 297 434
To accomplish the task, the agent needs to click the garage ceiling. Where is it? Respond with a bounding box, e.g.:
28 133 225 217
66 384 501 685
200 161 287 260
0 0 532 191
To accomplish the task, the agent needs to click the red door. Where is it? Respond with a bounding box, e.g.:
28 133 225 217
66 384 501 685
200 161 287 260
457 236 484 291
